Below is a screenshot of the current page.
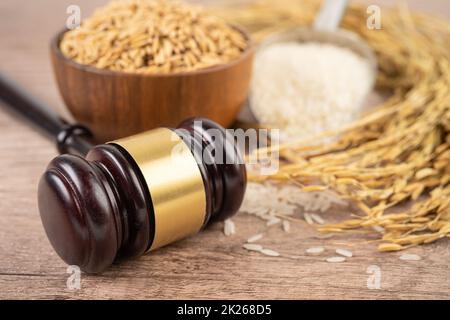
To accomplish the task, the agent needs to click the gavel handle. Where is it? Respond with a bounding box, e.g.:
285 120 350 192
0 73 93 156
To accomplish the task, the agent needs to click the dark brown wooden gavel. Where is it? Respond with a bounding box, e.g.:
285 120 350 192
0 74 246 273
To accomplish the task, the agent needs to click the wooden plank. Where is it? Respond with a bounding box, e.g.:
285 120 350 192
0 0 449 299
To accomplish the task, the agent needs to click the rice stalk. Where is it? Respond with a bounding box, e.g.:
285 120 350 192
213 0 450 251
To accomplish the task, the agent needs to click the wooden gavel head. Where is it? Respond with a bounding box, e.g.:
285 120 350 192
38 118 246 273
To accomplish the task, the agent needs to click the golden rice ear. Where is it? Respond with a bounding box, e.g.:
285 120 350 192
59 0 249 73
219 1 450 250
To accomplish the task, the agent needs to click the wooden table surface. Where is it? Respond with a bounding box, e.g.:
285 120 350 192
0 0 449 300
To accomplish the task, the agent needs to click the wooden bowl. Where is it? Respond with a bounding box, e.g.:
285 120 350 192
50 28 253 142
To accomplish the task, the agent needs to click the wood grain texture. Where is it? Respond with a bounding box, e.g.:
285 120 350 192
0 0 449 300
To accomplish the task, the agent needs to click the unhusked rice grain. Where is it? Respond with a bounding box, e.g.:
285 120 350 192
60 0 247 74
310 213 325 225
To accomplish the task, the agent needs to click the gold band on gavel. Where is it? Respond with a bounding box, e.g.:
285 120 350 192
113 128 206 251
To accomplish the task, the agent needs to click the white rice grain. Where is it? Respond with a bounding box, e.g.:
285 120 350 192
247 233 263 243
306 247 325 255
310 213 325 225
326 256 346 263
266 217 281 226
224 219 236 236
399 253 421 261
282 220 291 233
304 213 314 225
243 243 263 252
336 248 353 258
372 226 385 234
259 248 281 257
240 183 348 226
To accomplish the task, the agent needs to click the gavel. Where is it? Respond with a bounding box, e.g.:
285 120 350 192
0 74 246 273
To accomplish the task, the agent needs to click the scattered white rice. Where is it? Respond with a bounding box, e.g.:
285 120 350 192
223 219 236 236
310 213 325 225
336 248 353 258
304 213 314 225
239 183 348 223
259 248 281 257
282 220 291 232
237 183 350 259
266 217 281 226
251 42 374 141
244 242 281 257
326 256 346 263
243 243 263 252
306 247 325 255
247 233 263 243
399 253 422 261
372 226 385 234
